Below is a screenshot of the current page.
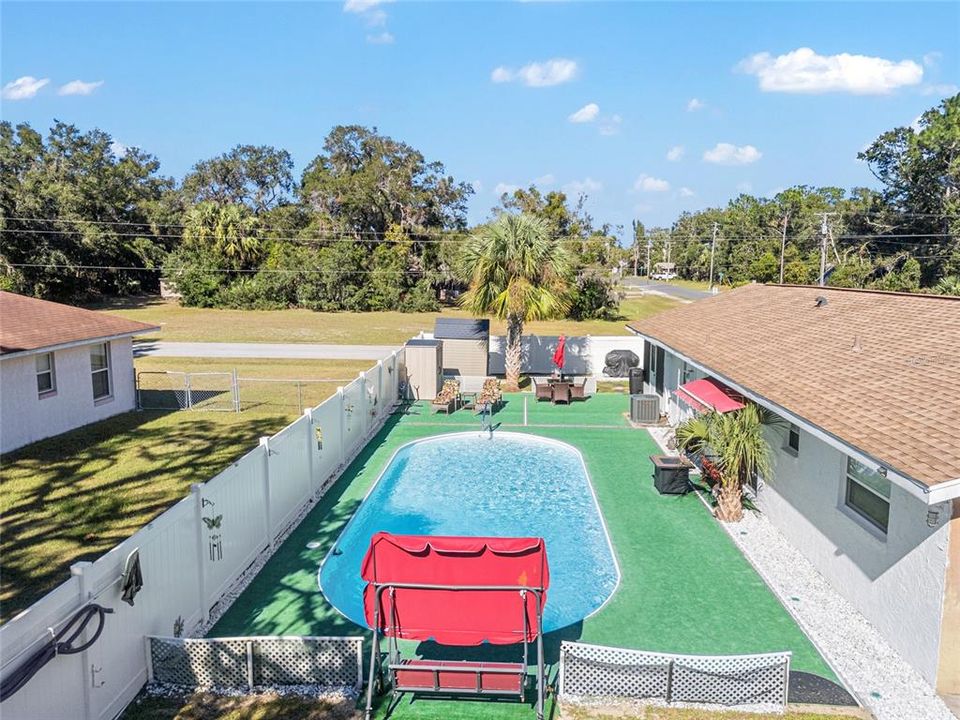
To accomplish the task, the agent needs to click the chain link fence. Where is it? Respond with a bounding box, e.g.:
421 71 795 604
137 371 355 414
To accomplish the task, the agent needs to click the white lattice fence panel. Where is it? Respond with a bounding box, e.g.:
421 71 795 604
254 637 362 689
149 637 248 687
560 641 790 708
148 636 362 691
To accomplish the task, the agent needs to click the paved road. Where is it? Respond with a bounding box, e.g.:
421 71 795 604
620 277 713 301
134 340 398 361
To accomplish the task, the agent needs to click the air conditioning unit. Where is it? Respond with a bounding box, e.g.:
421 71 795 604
630 394 660 425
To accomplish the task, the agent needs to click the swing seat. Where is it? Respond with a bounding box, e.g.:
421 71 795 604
391 659 525 695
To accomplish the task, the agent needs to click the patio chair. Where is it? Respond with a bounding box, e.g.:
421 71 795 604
432 380 460 414
534 378 552 402
551 383 571 405
570 380 586 401
476 378 502 412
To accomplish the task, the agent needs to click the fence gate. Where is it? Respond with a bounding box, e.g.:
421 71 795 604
137 371 238 412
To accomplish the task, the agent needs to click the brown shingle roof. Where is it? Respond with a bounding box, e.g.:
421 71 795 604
628 284 960 488
0 292 159 356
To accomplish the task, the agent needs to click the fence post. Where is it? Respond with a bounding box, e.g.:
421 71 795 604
185 373 193 410
297 381 303 414
304 408 318 494
259 437 274 549
245 640 255 690
374 362 384 420
233 368 240 413
337 387 346 463
358 372 369 437
191 484 208 623
70 561 94 720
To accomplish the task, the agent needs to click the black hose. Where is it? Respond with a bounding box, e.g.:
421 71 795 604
0 604 113 702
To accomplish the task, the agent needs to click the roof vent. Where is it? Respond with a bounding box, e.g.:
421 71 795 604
814 296 828 308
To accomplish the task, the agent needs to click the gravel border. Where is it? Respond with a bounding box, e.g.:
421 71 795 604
648 427 954 720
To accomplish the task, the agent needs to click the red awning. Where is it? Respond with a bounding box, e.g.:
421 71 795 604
674 377 745 414
361 532 549 646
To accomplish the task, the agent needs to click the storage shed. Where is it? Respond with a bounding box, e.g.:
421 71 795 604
433 318 490 377
402 339 443 400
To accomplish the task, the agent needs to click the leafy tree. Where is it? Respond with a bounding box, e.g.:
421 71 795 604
460 213 572 390
569 272 623 320
0 121 173 300
181 145 294 214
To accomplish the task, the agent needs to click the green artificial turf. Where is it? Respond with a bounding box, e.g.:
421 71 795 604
210 394 837 718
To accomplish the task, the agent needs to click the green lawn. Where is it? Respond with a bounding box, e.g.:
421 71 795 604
210 394 841 719
92 296 679 345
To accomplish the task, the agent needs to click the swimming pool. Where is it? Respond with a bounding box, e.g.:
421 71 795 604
319 431 619 634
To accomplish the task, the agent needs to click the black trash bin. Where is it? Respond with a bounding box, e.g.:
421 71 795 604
650 455 692 495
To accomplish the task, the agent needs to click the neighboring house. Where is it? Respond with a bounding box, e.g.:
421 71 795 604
0 292 159 453
628 284 960 696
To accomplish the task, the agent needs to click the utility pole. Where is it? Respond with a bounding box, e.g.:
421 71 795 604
778 213 789 284
708 222 719 291
818 213 836 286
646 239 652 281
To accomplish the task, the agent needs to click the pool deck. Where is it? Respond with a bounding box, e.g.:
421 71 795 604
210 393 844 718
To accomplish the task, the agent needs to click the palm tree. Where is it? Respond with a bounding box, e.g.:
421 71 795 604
460 213 572 391
183 202 261 267
675 404 779 522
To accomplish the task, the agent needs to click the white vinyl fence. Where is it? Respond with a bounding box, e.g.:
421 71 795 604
559 641 791 709
0 350 405 720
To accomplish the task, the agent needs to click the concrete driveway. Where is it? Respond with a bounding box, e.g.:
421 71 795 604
134 340 398 361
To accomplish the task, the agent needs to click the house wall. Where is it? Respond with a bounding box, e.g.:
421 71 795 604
936 502 960 693
0 338 137 453
643 342 951 687
757 423 949 685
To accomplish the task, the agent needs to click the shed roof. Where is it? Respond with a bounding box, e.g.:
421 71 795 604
628 284 960 489
434 318 490 340
0 292 159 357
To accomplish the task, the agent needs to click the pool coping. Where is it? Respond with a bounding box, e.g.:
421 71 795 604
316 429 623 630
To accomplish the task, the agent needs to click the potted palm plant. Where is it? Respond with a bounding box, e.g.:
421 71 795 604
674 404 780 522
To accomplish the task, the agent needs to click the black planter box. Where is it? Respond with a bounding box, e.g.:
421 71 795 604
650 455 692 495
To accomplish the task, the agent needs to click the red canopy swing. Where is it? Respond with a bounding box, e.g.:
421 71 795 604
361 532 550 720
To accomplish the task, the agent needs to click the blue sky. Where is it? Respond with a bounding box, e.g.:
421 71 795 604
2 1 958 237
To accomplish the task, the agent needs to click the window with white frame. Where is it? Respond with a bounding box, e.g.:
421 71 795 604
36 352 56 396
844 457 891 533
90 342 111 400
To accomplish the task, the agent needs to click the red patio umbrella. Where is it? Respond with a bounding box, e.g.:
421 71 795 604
552 335 566 375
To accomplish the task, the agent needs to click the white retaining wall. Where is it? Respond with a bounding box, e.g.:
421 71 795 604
0 351 404 720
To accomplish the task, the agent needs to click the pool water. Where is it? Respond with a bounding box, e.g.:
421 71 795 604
319 432 619 634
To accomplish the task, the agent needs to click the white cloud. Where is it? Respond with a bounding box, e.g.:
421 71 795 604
598 113 622 136
703 143 762 165
58 79 104 96
923 51 942 68
737 47 923 95
471 179 483 193
633 174 670 192
491 58 578 87
666 145 685 162
736 181 753 193
2 75 49 100
564 177 602 196
366 31 394 44
679 187 695 197
494 182 520 196
910 115 924 133
568 102 599 123
534 173 556 186
920 83 959 96
343 0 390 13
686 98 706 111
110 141 130 158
